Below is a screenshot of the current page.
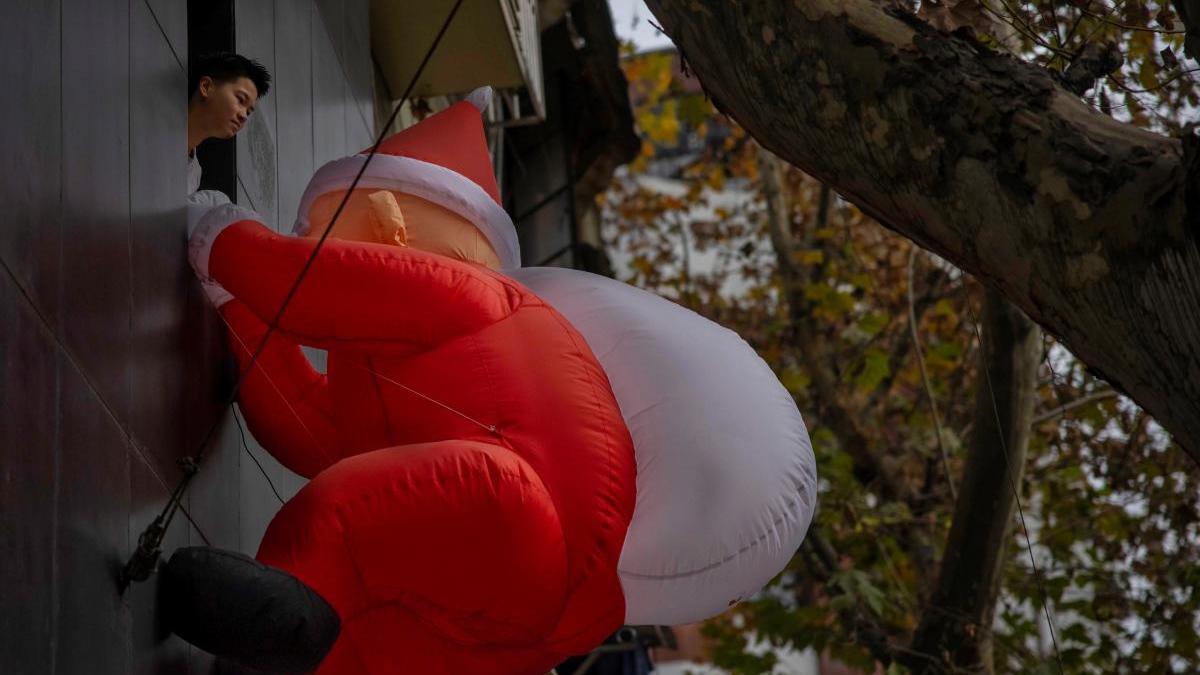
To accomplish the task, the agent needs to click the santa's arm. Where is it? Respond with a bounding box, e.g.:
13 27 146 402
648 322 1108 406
219 300 341 478
189 206 518 352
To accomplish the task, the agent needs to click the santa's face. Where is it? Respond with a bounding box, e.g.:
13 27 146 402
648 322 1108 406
303 189 502 269
192 75 259 140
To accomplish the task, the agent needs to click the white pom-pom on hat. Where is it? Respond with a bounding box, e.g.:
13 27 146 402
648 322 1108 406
465 86 493 113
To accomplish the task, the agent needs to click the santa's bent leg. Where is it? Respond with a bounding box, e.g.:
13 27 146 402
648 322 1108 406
257 440 571 675
190 216 518 353
219 299 341 478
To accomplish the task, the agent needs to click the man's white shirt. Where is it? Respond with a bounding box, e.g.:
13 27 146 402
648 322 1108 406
187 150 202 195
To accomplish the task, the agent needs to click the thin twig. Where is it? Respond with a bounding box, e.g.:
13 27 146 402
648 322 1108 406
908 247 957 501
1049 0 1065 47
1031 389 1119 426
1074 5 1187 34
1108 68 1200 94
1076 0 1130 53
958 283 1066 675
988 0 1076 58
1057 1 1091 63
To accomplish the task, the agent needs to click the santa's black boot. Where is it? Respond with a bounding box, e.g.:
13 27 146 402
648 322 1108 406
161 547 340 673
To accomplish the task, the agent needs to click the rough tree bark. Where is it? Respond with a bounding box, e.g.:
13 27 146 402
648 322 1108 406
909 289 1042 674
643 0 1200 457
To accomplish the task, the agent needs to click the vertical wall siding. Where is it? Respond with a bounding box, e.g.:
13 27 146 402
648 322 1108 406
0 1 63 673
57 0 135 672
0 1 373 672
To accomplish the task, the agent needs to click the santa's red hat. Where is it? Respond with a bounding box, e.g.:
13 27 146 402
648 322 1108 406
294 87 520 268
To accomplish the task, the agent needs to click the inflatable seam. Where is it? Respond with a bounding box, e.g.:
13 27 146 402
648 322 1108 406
618 494 808 581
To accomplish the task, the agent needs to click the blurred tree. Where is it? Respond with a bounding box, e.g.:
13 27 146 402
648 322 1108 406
635 0 1200 459
604 6 1200 669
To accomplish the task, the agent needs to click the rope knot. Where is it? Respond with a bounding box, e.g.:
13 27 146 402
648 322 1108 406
177 456 200 477
118 517 164 591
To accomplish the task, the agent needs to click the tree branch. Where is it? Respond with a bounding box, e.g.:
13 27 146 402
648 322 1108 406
1172 0 1200 61
1030 388 1118 426
908 290 1042 674
1059 40 1124 95
644 0 1200 458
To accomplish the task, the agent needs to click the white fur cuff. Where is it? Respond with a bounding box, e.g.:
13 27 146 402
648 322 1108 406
201 279 234 308
187 202 259 281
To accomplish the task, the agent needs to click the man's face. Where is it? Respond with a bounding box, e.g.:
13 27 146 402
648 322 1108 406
195 75 259 139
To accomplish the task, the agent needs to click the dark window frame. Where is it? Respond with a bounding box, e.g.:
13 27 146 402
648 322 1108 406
188 0 238 201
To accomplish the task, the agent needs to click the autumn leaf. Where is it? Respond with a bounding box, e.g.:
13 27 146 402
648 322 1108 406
852 348 892 392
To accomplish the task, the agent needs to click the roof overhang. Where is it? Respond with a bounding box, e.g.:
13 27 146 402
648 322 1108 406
371 0 545 122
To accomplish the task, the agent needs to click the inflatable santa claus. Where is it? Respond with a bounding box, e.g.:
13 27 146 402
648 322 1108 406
169 88 817 675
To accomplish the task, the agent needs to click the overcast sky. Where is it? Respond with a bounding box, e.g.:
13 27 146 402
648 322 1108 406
608 0 675 51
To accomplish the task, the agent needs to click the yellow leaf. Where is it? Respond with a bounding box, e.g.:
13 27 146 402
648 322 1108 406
780 369 812 394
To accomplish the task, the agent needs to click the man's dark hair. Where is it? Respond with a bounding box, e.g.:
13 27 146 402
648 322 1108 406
189 52 271 99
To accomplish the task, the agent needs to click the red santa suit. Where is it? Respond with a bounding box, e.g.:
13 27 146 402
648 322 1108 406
188 95 636 674
186 88 818 675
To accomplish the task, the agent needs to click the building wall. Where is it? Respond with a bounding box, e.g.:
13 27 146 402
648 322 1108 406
504 0 638 273
0 1 371 672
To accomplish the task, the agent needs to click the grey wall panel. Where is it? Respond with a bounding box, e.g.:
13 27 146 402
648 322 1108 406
175 292 238 551
511 139 567 219
275 0 315 231
236 0 280 228
55 361 132 675
347 96 373 152
144 0 186 69
130 0 192 480
61 0 133 424
345 14 374 155
0 278 59 675
314 0 346 69
312 6 347 166
0 0 62 321
186 417 242 551
345 0 374 140
176 292 241 555
517 193 572 266
237 177 257 213
128 459 190 675
239 447 285 553
236 404 305 554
